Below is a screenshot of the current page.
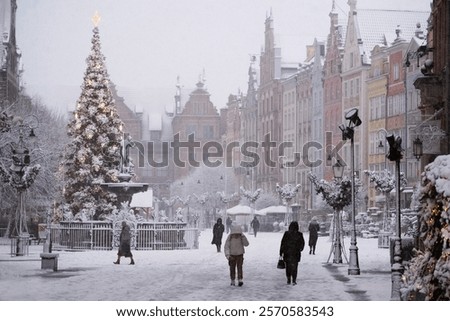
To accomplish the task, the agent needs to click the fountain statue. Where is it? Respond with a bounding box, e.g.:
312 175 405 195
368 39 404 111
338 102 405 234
100 133 148 204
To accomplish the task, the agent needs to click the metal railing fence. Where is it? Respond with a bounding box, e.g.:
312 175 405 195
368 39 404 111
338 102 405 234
45 221 199 251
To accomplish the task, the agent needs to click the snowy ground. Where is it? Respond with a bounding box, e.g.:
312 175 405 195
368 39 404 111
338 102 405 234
0 230 392 301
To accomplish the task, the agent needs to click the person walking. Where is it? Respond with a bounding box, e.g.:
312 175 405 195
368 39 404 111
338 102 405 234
226 216 232 234
114 221 135 265
250 216 260 237
308 217 320 255
211 218 225 252
224 225 249 286
279 221 304 285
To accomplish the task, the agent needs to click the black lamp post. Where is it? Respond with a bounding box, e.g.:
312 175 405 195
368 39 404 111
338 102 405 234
8 116 40 256
332 160 345 264
339 108 361 275
386 134 404 300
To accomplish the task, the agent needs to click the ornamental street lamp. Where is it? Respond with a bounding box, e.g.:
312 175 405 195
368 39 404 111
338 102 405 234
6 115 41 256
339 108 361 275
332 159 344 179
331 160 345 264
386 134 404 300
412 137 423 160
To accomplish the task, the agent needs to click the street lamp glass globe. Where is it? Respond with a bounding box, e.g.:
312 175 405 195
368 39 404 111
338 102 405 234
332 160 345 179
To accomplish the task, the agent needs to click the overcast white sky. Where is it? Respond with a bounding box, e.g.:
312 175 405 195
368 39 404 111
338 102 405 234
16 0 431 116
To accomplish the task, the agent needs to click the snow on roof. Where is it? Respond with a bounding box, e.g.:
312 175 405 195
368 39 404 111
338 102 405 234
356 9 429 63
130 189 153 208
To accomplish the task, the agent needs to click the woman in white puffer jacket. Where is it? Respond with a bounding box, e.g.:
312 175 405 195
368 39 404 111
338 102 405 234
224 225 249 286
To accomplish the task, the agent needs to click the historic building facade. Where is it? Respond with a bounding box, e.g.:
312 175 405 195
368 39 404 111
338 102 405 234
0 0 20 105
171 79 222 180
339 0 429 211
414 0 449 169
323 3 345 181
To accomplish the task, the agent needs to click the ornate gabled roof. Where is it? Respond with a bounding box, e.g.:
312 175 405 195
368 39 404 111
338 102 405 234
190 79 209 96
355 9 429 63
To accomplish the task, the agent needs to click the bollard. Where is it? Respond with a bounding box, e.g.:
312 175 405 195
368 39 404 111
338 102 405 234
40 253 59 271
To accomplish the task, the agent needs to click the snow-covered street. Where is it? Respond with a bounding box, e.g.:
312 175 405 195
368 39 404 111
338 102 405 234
0 230 391 301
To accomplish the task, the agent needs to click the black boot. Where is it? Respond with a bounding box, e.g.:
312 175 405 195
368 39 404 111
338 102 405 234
130 258 135 265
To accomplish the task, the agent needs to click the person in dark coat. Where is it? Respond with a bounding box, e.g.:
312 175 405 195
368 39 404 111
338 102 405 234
250 216 260 237
226 216 232 234
211 218 225 252
114 221 135 265
308 217 320 255
279 221 305 285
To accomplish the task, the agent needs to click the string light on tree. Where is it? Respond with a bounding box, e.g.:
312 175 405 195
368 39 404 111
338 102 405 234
61 12 124 221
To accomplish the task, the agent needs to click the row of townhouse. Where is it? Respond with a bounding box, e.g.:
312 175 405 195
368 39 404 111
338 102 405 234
115 1 445 218
234 1 431 212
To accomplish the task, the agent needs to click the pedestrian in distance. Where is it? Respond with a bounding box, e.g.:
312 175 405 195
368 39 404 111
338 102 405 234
113 221 135 265
224 225 249 286
250 216 260 237
226 216 232 234
308 216 320 255
211 218 225 252
279 221 305 285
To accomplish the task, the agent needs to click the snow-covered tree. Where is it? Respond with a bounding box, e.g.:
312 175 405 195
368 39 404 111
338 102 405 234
364 169 407 194
308 173 353 210
254 191 279 210
402 155 450 300
364 169 407 231
62 25 123 221
0 96 66 236
275 183 301 204
240 186 262 204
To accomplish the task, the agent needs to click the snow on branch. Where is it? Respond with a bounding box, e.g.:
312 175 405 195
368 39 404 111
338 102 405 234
275 183 301 203
240 186 262 204
308 172 353 210
364 169 407 194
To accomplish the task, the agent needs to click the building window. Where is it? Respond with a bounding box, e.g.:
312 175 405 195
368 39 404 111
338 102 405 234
393 63 400 80
203 125 214 139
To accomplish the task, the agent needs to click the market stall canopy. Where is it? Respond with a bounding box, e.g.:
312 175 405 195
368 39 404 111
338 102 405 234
257 205 287 215
226 204 263 215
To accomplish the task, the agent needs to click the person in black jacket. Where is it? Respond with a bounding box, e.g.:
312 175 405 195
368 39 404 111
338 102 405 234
211 218 225 252
114 221 135 265
308 217 320 255
250 216 260 237
279 221 305 285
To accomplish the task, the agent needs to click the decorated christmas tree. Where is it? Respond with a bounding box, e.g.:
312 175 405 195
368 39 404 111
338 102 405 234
62 14 124 221
401 155 450 300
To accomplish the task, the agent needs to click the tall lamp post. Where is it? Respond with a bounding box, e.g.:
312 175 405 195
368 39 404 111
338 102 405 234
339 108 361 275
386 134 404 300
6 116 40 256
332 160 345 264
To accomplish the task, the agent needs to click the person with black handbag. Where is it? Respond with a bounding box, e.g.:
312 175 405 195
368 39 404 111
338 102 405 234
279 221 305 285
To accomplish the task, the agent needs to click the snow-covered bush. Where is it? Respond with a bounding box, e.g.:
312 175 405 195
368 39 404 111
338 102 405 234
401 155 450 300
